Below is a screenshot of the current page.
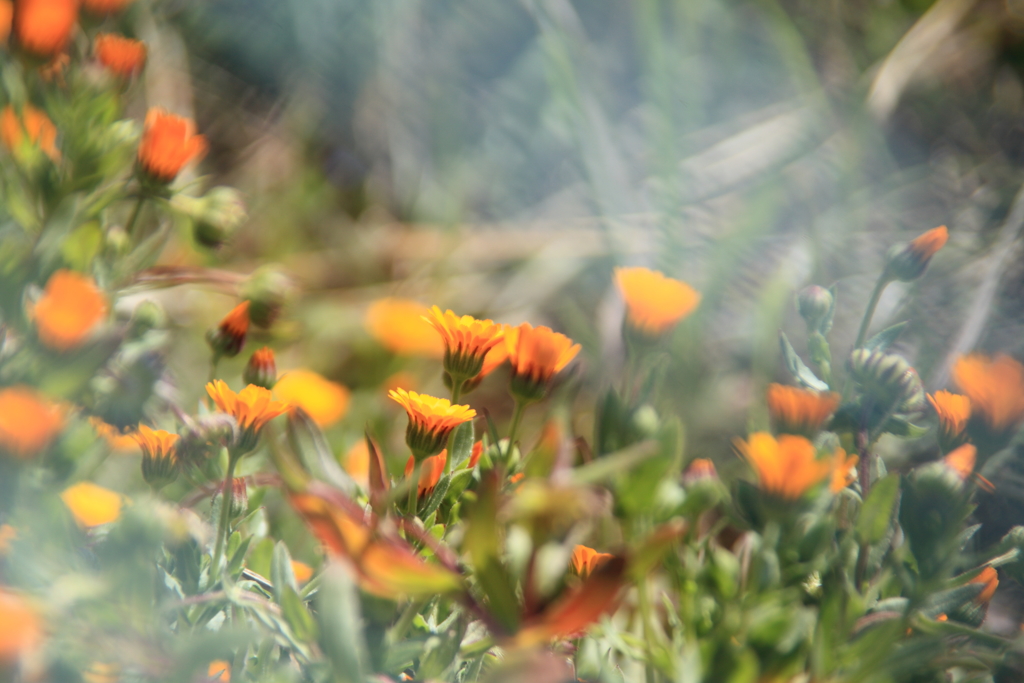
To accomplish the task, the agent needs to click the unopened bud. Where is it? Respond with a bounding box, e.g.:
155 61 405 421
885 226 948 282
847 349 925 413
244 347 277 389
105 226 129 258
177 414 238 467
127 300 167 339
206 301 250 358
216 477 248 517
797 285 833 334
240 266 294 329
189 187 247 248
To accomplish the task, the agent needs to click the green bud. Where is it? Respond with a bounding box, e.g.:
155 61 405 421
127 300 168 339
240 266 294 328
797 285 833 334
847 349 925 413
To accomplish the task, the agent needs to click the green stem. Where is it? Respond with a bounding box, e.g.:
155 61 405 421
450 377 463 404
124 193 147 239
854 274 891 350
505 399 527 462
388 598 427 644
406 461 420 517
211 448 240 581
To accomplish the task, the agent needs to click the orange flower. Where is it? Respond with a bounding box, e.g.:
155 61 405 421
206 380 289 450
94 33 146 78
570 545 613 578
207 660 230 683
389 388 475 460
424 306 505 383
0 588 42 662
928 390 971 448
404 449 447 496
0 386 63 458
32 269 107 350
462 339 510 394
952 354 1024 431
908 226 948 262
274 370 350 428
766 384 840 436
61 481 123 527
81 0 133 14
505 323 581 402
614 266 701 337
943 443 976 481
467 440 483 469
89 417 138 452
887 226 948 282
829 449 859 494
13 0 77 57
291 560 314 584
734 432 834 500
970 566 998 604
206 301 249 359
683 458 718 482
0 2 11 43
243 346 276 389
1 104 59 162
343 439 370 490
133 424 178 488
365 298 444 357
137 108 207 183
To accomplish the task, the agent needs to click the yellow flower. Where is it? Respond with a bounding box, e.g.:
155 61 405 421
766 384 840 436
388 388 475 460
133 425 179 488
952 354 1024 431
207 660 230 683
94 33 146 78
0 588 42 662
365 298 444 357
424 306 505 383
505 323 581 402
829 449 859 494
89 417 138 452
570 545 614 578
734 432 834 500
61 482 123 528
1 104 60 162
927 390 971 449
206 380 289 450
274 369 350 428
32 269 107 350
13 0 77 57
614 266 701 337
0 386 63 459
137 108 208 183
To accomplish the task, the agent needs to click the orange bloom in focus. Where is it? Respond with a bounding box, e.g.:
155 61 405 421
1 104 59 161
207 660 230 683
89 417 138 452
505 323 581 398
971 566 999 604
60 481 123 527
952 354 1024 431
614 266 701 336
206 380 288 449
0 2 11 43
32 269 107 350
766 384 840 436
571 545 613 578
424 306 505 380
81 0 133 14
366 298 444 357
735 432 834 500
389 388 475 459
829 449 859 494
0 386 63 458
274 370 350 428
404 449 447 496
13 0 77 57
0 588 42 662
137 108 207 183
94 33 146 77
928 390 971 446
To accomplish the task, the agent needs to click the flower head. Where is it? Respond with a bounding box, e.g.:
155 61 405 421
243 347 277 389
0 2 12 43
206 380 289 451
571 545 613 578
274 369 350 428
81 0 133 14
32 269 107 350
89 417 138 452
404 449 447 496
133 424 178 488
1 104 59 162
61 482 123 527
0 588 41 663
94 33 146 78
734 432 834 500
943 443 977 482
952 354 1024 432
886 226 948 282
13 0 77 57
388 388 475 461
614 266 701 337
829 449 859 494
766 384 840 436
291 561 314 584
505 323 581 403
365 298 444 357
0 386 63 459
927 390 971 450
424 306 505 385
206 301 249 358
343 439 370 490
137 108 207 183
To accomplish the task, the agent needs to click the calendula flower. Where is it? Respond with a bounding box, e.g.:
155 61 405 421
94 33 146 78
766 384 840 436
81 0 132 14
0 386 63 458
505 323 581 403
32 269 107 350
0 588 41 662
89 417 138 452
462 339 510 394
683 458 718 483
291 560 314 584
61 482 124 527
952 354 1024 432
207 660 230 683
571 545 614 578
388 388 475 461
365 298 444 357
206 380 289 451
970 566 999 604
13 0 76 57
404 449 447 496
134 424 178 489
343 439 370 490
243 347 276 389
829 449 859 494
0 2 11 43
886 226 948 282
1 104 59 162
943 443 977 481
735 432 834 500
424 306 505 387
467 440 484 469
928 390 971 450
206 300 249 359
274 369 350 428
614 266 701 337
137 108 207 183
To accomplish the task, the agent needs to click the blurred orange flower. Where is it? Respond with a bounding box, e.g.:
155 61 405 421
89 417 138 452
735 432 833 500
614 266 700 336
13 0 77 57
244 346 276 389
829 449 859 494
0 588 42 662
766 384 840 436
952 354 1024 431
81 0 133 14
907 225 948 262
343 440 370 490
0 2 11 43
274 369 350 428
366 298 444 357
61 481 123 527
887 226 949 282
137 108 207 183
570 545 613 578
927 390 971 447
424 306 505 381
207 301 249 358
206 381 288 447
0 386 63 458
32 269 107 350
94 33 146 77
389 388 475 459
1 104 59 161
207 660 230 683
971 566 999 604
505 323 580 400
291 560 314 584
134 424 178 487
404 449 447 496
943 443 976 481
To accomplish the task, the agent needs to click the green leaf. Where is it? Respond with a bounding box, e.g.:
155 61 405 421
779 331 828 391
61 221 102 271
280 584 318 643
316 566 367 683
864 321 908 353
271 541 298 605
449 421 475 468
570 440 659 486
856 474 900 544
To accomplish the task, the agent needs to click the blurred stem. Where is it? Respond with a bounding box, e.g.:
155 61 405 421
638 579 660 683
388 598 427 645
124 193 147 240
211 447 241 581
854 274 891 350
855 428 871 591
506 399 527 461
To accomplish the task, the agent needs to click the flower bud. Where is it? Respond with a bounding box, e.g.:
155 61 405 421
176 414 237 467
215 477 248 517
136 426 179 490
243 347 277 389
847 349 925 413
240 266 294 329
797 285 833 334
191 187 247 248
127 299 167 339
884 226 948 282
206 301 249 359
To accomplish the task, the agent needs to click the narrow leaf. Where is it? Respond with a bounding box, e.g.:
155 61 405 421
779 331 828 391
856 474 901 544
